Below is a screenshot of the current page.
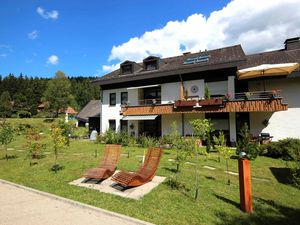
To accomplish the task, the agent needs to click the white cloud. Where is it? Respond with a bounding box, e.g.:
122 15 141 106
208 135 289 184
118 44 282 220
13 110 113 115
37 7 59 20
0 53 7 58
102 0 300 73
47 55 59 65
28 30 38 40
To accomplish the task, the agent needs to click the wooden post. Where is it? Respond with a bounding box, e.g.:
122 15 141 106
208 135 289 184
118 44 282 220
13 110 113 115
238 158 253 213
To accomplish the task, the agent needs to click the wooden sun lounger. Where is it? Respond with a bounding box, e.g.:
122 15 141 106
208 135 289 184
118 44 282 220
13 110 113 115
111 147 163 187
83 144 121 181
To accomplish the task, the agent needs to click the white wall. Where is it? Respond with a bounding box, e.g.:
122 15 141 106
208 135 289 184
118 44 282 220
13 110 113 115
161 82 181 104
161 79 205 103
161 114 182 135
184 80 205 99
184 113 205 135
101 88 127 134
249 77 300 140
161 113 205 136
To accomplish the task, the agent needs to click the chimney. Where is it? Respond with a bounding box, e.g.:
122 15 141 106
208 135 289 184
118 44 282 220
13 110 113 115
284 37 300 50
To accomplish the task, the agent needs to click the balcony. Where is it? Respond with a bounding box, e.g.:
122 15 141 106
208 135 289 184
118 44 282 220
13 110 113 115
121 90 288 116
138 98 161 106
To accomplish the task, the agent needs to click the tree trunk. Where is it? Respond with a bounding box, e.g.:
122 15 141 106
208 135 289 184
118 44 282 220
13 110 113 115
226 159 230 185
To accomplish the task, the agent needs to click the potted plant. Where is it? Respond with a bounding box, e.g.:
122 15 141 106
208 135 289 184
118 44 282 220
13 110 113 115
244 92 252 100
225 92 232 101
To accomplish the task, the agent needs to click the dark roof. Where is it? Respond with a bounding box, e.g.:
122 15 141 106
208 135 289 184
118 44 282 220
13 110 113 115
93 45 246 86
76 100 101 122
239 48 300 69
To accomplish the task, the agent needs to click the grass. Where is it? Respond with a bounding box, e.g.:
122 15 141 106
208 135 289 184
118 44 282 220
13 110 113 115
0 118 300 225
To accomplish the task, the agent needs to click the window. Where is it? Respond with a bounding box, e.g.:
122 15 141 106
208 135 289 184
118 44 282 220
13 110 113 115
145 60 158 70
120 120 128 132
109 93 116 106
109 120 116 131
121 64 133 74
121 92 128 105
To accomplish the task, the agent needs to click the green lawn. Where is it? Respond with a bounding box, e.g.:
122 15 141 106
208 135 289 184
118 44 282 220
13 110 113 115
0 118 300 225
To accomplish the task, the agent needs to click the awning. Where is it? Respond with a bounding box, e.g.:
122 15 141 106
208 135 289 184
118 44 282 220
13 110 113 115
122 115 158 120
127 84 159 90
237 63 299 80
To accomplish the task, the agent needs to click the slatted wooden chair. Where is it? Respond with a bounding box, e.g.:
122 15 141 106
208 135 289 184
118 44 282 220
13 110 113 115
83 144 121 181
111 147 163 187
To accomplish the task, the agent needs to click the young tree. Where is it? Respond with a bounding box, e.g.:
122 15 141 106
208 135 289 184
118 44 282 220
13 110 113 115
51 124 67 172
236 123 259 160
0 91 13 118
190 118 214 152
43 71 74 117
0 122 14 160
26 128 45 165
170 122 193 173
213 130 235 185
204 83 211 100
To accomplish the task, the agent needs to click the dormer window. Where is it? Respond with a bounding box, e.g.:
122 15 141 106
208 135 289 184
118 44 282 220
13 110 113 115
120 60 135 75
143 56 160 71
145 61 158 70
121 64 133 74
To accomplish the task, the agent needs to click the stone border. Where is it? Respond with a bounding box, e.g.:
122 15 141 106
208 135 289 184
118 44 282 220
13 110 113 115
0 179 155 225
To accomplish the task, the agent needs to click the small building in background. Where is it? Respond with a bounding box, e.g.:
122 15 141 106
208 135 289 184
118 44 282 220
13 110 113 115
76 100 101 133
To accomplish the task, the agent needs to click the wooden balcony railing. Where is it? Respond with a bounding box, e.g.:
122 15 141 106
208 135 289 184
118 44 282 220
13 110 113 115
234 90 281 101
120 90 287 116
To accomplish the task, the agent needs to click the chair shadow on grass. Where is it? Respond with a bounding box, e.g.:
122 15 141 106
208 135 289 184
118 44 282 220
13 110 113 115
269 167 293 185
162 166 178 173
214 196 300 225
0 155 18 160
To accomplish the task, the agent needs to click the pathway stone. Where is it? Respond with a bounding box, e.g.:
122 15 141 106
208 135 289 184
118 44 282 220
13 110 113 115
203 166 216 170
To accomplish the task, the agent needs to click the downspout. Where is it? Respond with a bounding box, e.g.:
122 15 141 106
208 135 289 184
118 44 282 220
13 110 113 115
99 88 103 134
181 113 185 136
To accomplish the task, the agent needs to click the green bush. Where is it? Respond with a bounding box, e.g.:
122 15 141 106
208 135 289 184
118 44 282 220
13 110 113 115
138 134 157 148
236 123 259 160
18 111 31 118
260 138 300 161
103 129 117 144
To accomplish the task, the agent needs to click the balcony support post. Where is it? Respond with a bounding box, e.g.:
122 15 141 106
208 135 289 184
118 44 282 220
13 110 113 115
181 113 185 136
229 112 237 144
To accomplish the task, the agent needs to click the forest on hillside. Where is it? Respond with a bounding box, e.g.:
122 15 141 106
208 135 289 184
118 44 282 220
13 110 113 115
0 73 100 117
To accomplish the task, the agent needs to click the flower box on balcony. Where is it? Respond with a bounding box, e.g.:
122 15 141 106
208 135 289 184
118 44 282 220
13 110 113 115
174 100 197 107
199 98 223 106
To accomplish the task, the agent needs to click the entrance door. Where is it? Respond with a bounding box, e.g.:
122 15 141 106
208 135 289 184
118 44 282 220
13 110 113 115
138 116 161 137
236 112 250 140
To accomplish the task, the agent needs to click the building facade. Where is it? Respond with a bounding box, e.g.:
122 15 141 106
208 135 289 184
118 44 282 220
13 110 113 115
93 37 300 144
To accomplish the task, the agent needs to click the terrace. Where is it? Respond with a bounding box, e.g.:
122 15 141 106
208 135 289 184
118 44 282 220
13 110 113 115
121 90 288 116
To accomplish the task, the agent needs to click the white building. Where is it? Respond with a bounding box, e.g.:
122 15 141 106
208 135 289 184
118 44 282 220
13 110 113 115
93 37 300 145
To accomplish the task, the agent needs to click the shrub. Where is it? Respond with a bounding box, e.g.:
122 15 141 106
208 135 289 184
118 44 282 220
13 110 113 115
72 127 88 139
138 134 157 148
103 129 117 144
0 122 14 160
236 123 259 160
159 134 173 146
260 138 300 161
57 120 72 145
18 111 31 118
26 129 45 162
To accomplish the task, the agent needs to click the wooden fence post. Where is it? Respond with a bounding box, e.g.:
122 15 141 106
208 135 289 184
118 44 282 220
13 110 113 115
238 158 253 213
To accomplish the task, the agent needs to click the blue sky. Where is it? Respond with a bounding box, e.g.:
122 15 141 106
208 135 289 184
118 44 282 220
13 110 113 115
1 0 299 78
